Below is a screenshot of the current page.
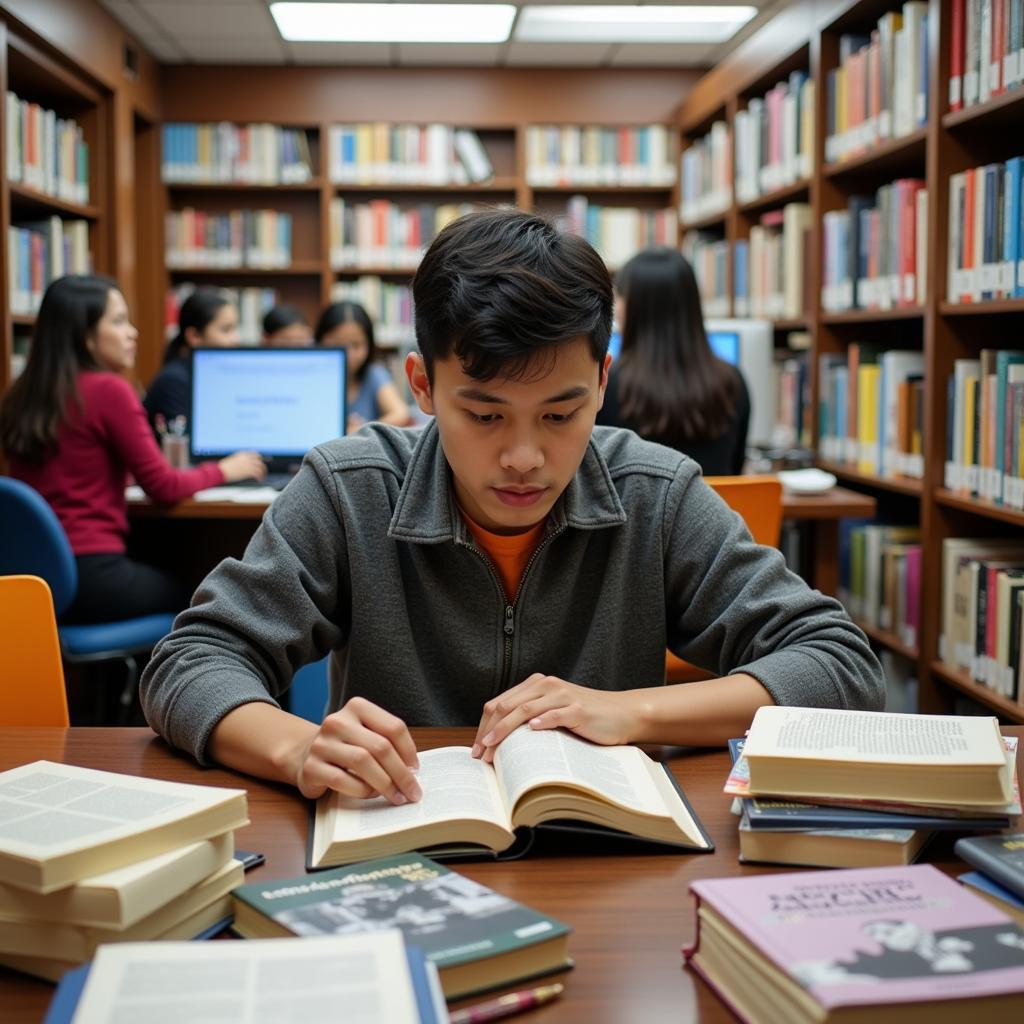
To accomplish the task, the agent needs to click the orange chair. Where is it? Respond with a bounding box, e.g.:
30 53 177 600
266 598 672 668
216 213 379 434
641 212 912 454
665 475 783 683
0 575 70 726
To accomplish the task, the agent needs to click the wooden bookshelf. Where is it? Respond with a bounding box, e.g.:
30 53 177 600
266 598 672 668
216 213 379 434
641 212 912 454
677 0 1024 723
737 178 812 215
855 618 919 661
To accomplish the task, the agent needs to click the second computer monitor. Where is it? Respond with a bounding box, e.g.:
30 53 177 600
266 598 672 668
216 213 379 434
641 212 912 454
189 347 348 474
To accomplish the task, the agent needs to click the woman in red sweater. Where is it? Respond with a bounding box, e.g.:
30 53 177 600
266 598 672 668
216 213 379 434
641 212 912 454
0 275 265 623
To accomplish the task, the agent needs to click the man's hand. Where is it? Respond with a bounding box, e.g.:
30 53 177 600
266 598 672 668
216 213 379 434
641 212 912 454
293 697 422 804
471 674 642 762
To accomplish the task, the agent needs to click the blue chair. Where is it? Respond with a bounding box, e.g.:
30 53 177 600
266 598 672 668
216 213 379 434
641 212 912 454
0 477 176 724
289 656 330 724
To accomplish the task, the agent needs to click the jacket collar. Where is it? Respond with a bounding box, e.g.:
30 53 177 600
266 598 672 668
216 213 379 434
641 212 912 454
388 419 627 544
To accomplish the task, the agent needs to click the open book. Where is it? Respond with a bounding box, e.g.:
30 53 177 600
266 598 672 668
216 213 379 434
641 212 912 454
741 707 1012 807
308 728 712 869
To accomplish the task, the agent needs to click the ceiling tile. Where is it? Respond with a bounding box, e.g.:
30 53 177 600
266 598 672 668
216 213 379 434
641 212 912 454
504 42 613 66
142 3 277 37
175 37 289 62
285 41 393 64
139 35 190 61
396 43 503 65
610 42 714 66
98 0 160 39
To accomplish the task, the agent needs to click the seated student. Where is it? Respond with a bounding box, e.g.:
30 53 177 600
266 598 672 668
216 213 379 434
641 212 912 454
143 287 240 432
262 303 312 347
596 248 750 476
140 210 883 806
314 301 410 432
0 275 265 624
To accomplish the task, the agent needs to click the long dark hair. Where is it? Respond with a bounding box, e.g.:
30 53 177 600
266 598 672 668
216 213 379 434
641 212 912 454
0 274 117 463
314 301 377 383
615 249 736 445
413 209 611 383
164 287 232 364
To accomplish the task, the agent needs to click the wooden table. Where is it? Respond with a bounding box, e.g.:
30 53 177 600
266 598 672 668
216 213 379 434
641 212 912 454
2 725 1016 1023
127 485 876 595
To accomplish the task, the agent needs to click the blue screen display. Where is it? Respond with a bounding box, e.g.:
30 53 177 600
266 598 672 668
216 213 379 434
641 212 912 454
706 330 740 366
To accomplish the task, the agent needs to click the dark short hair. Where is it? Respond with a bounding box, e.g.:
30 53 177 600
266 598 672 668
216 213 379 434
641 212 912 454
262 303 308 336
412 209 612 382
164 286 233 364
314 300 377 381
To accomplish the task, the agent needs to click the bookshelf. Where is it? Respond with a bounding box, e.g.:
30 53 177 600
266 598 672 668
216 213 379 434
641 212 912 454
677 0 1024 722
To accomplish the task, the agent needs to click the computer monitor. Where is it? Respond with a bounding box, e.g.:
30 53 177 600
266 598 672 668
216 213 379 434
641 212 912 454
189 347 348 474
703 319 776 447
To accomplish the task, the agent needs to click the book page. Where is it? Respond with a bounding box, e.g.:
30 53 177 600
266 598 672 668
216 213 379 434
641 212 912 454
325 747 510 840
0 762 244 856
493 728 667 817
71 932 421 1023
743 708 1006 766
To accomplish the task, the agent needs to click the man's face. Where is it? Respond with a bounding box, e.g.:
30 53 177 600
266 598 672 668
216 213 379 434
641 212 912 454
407 336 611 535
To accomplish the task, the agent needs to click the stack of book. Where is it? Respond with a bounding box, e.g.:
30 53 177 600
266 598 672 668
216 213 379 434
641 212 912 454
726 707 1019 869
0 760 248 981
956 831 1024 927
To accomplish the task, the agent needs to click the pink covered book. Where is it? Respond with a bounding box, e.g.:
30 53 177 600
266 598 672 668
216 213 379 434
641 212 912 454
684 865 1024 1021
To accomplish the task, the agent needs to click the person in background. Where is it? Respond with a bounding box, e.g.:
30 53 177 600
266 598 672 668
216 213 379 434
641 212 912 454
262 303 311 347
143 286 241 432
0 275 265 623
314 300 410 432
596 248 750 476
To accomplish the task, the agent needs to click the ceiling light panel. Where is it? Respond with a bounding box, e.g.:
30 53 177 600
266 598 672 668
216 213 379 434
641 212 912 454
514 5 757 44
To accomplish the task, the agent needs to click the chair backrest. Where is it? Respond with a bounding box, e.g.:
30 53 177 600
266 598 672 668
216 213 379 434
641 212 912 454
704 475 783 548
0 477 77 616
0 575 70 726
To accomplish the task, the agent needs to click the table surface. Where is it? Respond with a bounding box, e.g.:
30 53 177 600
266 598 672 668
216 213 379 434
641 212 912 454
2 726 1018 1023
127 485 876 522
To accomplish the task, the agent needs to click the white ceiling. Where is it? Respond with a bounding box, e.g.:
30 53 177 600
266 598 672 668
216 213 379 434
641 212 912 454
99 0 779 68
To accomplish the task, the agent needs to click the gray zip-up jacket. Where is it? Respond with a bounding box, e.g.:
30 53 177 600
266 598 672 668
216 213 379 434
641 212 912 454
140 422 884 764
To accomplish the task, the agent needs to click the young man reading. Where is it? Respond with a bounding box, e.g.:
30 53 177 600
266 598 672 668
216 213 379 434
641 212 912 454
141 210 883 807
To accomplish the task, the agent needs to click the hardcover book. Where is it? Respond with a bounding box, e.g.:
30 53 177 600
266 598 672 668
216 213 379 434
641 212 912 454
959 871 1024 927
233 852 571 999
685 864 1024 1023
955 832 1024 900
741 707 1011 807
43 932 445 1024
0 761 248 892
308 728 712 869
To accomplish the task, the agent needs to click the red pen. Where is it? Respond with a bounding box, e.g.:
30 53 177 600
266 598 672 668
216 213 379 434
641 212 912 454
449 983 564 1024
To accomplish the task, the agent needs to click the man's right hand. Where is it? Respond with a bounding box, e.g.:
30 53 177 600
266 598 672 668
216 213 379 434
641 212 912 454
293 697 422 805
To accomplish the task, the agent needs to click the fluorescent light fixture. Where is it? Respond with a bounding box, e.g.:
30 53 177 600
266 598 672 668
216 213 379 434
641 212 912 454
515 5 757 44
270 2 516 43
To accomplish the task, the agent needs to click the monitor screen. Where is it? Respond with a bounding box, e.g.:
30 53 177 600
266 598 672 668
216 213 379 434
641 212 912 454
706 330 740 366
189 348 347 467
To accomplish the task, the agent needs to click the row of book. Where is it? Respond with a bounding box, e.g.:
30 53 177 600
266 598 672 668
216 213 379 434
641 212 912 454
821 179 928 312
328 123 494 186
949 0 1024 112
165 283 278 346
734 72 815 204
524 124 676 188
680 231 730 318
679 120 732 225
4 91 90 205
7 218 91 316
328 197 474 270
164 208 293 269
161 122 314 185
0 761 248 981
737 202 812 320
818 346 926 478
771 345 812 450
561 196 677 271
330 277 414 347
946 156 1024 305
940 536 1024 702
839 522 922 647
944 350 1024 505
824 2 930 165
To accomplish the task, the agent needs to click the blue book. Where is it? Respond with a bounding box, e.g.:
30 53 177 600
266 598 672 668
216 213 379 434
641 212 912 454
729 740 1013 831
44 940 443 1024
959 870 1024 916
1005 157 1023 298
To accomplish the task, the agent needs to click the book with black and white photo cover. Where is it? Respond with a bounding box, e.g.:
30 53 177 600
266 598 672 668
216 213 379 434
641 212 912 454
308 728 712 869
233 852 571 999
741 707 1012 806
0 761 248 892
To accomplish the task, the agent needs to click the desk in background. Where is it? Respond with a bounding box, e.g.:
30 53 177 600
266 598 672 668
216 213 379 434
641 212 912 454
2 725 1016 1024
127 485 876 595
